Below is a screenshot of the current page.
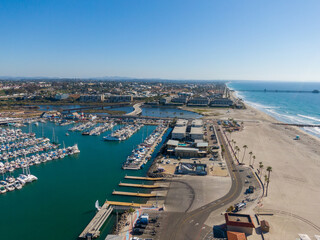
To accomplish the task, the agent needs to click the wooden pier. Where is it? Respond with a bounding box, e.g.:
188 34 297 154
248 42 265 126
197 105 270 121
112 190 156 197
124 176 163 181
273 123 320 128
119 183 161 188
79 203 113 239
106 201 152 208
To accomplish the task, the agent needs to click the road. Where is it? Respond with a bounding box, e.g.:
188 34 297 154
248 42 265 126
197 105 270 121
161 124 244 240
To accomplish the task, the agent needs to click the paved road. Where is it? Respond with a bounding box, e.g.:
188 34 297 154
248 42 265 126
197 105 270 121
161 125 244 240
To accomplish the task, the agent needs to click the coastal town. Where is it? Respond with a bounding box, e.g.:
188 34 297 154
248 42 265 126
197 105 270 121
0 79 319 240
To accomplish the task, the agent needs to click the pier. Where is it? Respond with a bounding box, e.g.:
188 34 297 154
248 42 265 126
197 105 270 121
119 183 161 188
112 191 156 197
79 203 113 239
273 123 320 128
124 176 163 181
237 89 319 94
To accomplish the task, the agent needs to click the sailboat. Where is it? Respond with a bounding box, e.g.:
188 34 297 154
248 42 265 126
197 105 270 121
95 200 101 211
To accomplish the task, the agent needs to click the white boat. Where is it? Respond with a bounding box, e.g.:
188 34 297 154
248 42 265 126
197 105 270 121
0 186 7 194
6 183 15 191
14 180 23 189
95 200 101 211
17 174 28 184
73 144 80 154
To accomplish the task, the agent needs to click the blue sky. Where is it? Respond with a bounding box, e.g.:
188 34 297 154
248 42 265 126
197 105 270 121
0 0 320 81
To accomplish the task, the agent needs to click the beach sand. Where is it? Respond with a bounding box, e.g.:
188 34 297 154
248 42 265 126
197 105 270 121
202 104 320 239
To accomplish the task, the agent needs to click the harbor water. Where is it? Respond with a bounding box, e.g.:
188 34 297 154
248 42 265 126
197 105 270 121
0 122 170 240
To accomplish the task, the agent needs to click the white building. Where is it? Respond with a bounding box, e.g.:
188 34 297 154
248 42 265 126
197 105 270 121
190 127 204 140
172 126 187 140
191 119 203 127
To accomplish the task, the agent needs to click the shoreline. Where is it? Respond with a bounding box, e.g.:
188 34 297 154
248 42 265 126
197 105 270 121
228 86 320 139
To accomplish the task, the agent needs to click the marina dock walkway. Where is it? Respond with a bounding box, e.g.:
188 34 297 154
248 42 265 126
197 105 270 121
112 191 156 197
79 203 113 239
124 176 163 181
119 183 162 188
105 201 152 208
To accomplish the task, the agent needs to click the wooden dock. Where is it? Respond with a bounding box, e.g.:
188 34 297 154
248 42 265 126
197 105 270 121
124 176 163 181
106 201 153 208
119 183 161 188
112 191 156 197
79 203 113 239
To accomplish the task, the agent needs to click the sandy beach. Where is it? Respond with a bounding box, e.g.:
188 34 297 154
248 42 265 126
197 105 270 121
201 103 320 239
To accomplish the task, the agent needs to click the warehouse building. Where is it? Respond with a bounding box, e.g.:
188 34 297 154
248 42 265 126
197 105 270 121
190 127 204 140
191 119 203 127
176 119 188 127
171 126 187 140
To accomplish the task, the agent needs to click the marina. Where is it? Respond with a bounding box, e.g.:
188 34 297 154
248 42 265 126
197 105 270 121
0 118 170 240
83 121 117 136
122 124 168 170
103 123 143 141
0 124 80 194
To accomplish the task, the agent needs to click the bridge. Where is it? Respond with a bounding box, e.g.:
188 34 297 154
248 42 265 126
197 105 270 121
0 117 23 125
125 102 143 116
62 103 130 113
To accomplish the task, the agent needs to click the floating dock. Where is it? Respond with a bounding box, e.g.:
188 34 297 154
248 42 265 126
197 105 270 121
79 203 113 239
124 176 163 181
119 183 161 188
106 201 152 208
112 191 156 197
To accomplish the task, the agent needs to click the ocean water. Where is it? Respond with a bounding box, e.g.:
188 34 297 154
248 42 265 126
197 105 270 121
227 81 320 138
0 122 170 240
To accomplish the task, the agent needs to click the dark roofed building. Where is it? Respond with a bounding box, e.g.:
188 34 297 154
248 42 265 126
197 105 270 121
225 213 255 235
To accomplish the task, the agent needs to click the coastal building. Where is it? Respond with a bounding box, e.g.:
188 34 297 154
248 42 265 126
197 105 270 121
176 119 188 127
171 126 187 140
79 94 104 102
224 213 255 235
55 93 69 100
190 127 204 140
107 95 133 103
210 98 234 107
171 96 188 104
175 147 199 157
191 119 203 127
187 97 209 106
159 97 172 105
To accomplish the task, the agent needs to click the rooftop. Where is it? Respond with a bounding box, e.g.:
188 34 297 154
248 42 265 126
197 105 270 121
225 213 255 228
190 127 203 134
172 126 187 134
227 231 247 240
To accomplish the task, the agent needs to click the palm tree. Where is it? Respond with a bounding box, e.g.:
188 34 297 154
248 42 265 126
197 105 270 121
232 140 236 149
235 146 240 160
241 145 248 164
259 162 264 178
248 151 253 165
264 175 268 187
266 166 272 197
252 155 256 168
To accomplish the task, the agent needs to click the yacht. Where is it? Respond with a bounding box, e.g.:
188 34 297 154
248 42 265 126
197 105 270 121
6 183 15 191
0 186 7 194
14 180 23 190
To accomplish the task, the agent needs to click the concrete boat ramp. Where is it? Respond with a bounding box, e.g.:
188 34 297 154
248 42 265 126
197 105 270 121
79 203 113 239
